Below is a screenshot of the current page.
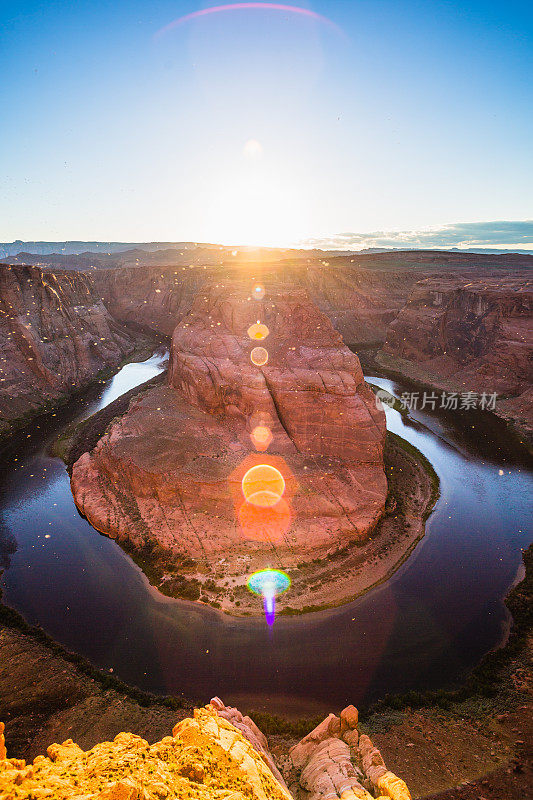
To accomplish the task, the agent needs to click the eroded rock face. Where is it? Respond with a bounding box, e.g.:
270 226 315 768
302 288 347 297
296 264 419 345
94 264 209 336
0 264 149 437
380 276 533 439
168 281 385 463
71 280 387 608
95 261 419 346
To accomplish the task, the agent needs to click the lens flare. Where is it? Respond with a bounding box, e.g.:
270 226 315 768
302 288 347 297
252 284 265 300
250 424 272 451
156 4 342 38
242 464 285 506
247 322 269 340
251 346 268 366
243 139 263 160
238 496 291 543
247 568 291 626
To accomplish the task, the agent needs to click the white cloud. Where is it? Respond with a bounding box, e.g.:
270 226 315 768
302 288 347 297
301 220 533 251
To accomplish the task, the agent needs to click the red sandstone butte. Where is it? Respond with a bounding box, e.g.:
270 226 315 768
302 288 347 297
70 281 387 588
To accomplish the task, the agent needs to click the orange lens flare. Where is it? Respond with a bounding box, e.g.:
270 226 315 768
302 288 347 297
250 346 268 366
238 496 291 543
247 322 269 340
250 424 272 451
242 464 285 506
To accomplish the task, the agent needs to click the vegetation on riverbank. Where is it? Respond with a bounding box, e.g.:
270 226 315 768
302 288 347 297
0 600 189 711
50 361 441 615
60 424 440 614
51 369 167 468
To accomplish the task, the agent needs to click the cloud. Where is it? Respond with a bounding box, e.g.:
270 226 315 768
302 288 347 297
301 220 533 251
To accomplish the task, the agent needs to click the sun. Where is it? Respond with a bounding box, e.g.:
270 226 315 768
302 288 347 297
202 149 311 246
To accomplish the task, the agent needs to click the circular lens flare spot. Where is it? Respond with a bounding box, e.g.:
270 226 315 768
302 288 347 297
250 424 272 451
247 322 269 340
247 568 291 597
242 464 285 505
251 346 268 366
243 139 263 160
252 284 265 300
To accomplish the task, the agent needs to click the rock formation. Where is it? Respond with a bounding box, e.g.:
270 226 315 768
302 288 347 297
70 280 387 611
0 704 292 800
94 261 420 346
379 275 533 442
0 264 152 437
0 699 411 799
72 248 533 345
289 264 419 345
93 264 209 336
286 703 411 799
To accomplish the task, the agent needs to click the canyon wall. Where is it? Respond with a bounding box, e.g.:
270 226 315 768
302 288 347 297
1 257 531 445
94 261 420 345
380 276 533 441
0 264 152 438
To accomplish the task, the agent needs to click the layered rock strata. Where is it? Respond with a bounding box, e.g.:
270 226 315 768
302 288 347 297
0 700 411 800
94 262 420 346
0 264 150 437
380 276 533 442
71 281 387 609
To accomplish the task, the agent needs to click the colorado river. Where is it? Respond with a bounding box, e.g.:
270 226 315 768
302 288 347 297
0 353 531 717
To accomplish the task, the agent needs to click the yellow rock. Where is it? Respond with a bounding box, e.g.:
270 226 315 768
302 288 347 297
377 770 412 800
0 706 292 800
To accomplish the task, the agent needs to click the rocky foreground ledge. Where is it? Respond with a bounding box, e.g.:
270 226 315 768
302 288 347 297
0 699 411 800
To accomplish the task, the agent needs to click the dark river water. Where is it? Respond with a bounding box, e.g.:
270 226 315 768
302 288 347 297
0 352 532 717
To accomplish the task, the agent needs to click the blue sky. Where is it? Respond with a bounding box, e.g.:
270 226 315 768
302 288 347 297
1 1 532 246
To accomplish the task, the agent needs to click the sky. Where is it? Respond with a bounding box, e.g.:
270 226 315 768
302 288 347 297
1 0 532 248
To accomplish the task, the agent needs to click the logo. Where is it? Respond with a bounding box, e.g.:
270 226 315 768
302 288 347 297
375 389 395 410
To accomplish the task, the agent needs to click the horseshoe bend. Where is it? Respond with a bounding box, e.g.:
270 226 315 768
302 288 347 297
69 279 432 614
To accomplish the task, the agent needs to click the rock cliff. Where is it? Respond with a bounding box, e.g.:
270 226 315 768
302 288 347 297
94 261 419 346
70 280 387 612
0 699 411 800
0 264 152 437
379 276 533 441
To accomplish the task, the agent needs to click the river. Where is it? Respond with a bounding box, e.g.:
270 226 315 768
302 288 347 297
0 352 531 717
